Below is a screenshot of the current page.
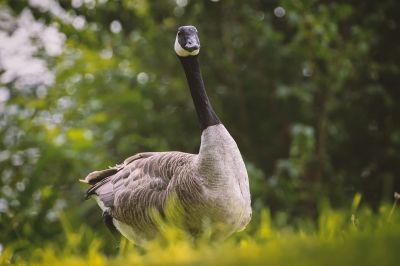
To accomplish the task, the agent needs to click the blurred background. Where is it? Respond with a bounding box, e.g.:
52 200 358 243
0 0 399 255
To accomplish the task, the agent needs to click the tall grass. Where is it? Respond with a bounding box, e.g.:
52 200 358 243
2 195 399 266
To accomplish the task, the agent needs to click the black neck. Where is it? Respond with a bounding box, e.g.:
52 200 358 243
179 55 220 131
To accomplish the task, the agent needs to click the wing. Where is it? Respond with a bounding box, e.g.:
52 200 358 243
82 151 196 230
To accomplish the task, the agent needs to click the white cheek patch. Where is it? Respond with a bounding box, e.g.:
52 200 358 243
174 36 200 57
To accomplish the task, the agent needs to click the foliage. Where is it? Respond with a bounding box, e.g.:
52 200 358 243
0 0 399 260
2 200 400 265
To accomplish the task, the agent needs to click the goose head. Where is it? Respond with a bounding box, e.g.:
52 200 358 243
174 25 200 57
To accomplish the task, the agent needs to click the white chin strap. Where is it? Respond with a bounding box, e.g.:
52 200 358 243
174 37 200 57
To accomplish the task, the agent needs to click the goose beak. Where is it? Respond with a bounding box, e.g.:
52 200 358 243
184 43 200 52
181 30 200 52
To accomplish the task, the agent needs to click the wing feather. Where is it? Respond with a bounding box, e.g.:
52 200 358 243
83 152 196 225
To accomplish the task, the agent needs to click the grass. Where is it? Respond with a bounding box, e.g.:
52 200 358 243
1 195 399 266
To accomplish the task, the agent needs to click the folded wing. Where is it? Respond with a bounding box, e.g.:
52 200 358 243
81 151 196 239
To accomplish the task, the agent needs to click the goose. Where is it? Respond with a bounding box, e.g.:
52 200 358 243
80 25 252 244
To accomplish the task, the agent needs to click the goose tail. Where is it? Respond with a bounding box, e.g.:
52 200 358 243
80 168 119 185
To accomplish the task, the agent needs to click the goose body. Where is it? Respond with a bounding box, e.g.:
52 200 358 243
81 26 251 243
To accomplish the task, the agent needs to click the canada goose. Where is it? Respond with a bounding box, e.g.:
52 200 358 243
80 25 251 244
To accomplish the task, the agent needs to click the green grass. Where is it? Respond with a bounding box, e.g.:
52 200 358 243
2 196 400 266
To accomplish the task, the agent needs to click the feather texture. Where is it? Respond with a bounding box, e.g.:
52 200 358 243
81 125 251 243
